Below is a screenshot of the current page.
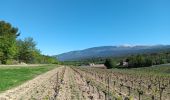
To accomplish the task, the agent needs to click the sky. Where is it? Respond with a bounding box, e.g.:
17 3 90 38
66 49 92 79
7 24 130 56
0 0 170 55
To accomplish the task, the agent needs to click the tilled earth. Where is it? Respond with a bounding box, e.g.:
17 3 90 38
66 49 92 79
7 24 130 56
57 67 105 100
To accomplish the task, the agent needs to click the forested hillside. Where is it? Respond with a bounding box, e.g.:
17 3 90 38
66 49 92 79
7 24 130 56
57 45 170 61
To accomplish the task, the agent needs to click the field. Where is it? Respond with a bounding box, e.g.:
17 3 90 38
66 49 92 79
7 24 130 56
71 65 170 100
0 65 170 100
0 65 58 92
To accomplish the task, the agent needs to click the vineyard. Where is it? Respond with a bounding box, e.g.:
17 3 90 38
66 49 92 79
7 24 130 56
71 66 170 100
0 65 170 100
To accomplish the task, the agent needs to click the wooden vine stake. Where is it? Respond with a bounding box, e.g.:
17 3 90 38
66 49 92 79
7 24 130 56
107 76 110 100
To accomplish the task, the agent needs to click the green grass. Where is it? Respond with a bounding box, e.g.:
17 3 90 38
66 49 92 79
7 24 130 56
0 65 58 92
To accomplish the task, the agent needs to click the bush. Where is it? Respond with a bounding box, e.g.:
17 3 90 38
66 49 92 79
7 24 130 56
6 59 18 65
104 59 116 69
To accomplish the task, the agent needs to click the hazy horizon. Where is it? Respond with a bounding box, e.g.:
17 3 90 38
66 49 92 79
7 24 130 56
1 0 170 55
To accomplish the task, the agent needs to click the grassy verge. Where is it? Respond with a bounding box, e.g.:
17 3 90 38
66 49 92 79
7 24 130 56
0 64 58 92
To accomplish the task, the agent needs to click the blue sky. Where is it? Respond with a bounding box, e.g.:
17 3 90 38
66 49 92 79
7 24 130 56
0 0 170 55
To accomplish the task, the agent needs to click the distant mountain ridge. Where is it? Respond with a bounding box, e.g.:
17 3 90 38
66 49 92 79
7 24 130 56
56 45 170 61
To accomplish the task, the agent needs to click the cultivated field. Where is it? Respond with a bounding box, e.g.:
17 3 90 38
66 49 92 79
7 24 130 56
0 65 170 100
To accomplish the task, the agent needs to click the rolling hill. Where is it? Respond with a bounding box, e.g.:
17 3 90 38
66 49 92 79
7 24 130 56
56 45 170 61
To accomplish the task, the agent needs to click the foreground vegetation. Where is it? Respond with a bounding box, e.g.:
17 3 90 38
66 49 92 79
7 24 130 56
0 64 58 92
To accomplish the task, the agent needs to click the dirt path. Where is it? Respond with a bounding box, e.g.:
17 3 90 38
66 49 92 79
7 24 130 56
56 67 72 100
0 66 64 100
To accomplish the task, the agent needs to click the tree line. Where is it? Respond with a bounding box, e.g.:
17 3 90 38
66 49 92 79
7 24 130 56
0 20 58 64
127 52 170 68
104 51 170 69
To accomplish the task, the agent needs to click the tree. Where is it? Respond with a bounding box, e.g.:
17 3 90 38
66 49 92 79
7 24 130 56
0 50 3 64
17 37 58 64
17 37 39 63
0 21 20 64
145 57 152 66
104 59 116 69
136 55 145 67
40 55 58 64
0 20 58 64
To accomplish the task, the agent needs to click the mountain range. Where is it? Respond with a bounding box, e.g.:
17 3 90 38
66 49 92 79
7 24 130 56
56 45 170 61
